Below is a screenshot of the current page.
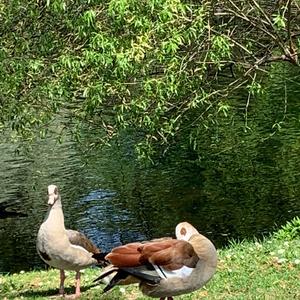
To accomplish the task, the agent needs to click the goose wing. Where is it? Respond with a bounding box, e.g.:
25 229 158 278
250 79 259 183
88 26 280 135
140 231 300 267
106 239 199 270
66 229 100 254
95 239 199 292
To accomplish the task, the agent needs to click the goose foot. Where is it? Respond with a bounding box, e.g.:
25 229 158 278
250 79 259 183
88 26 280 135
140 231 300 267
62 271 81 299
55 270 80 299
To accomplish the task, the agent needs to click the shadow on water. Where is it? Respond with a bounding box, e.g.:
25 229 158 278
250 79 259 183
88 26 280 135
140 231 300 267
1 65 300 273
0 206 27 219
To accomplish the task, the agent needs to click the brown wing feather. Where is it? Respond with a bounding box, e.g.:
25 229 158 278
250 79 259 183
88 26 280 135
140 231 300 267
105 243 144 267
106 253 143 267
138 240 179 264
138 240 177 253
110 243 143 254
106 239 199 270
147 241 199 270
66 229 100 254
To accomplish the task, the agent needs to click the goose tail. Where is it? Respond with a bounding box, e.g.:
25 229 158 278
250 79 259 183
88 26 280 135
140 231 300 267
92 252 110 267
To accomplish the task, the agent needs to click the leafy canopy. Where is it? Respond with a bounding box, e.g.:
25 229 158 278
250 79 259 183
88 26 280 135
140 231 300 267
0 0 299 158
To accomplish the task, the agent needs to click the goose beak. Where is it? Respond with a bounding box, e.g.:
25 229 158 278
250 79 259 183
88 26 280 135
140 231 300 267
47 184 59 206
48 194 56 206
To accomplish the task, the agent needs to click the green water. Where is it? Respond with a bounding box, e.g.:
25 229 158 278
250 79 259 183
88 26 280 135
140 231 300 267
0 65 300 273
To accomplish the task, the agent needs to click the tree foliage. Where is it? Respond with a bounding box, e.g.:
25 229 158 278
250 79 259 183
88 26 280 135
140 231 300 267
0 0 299 158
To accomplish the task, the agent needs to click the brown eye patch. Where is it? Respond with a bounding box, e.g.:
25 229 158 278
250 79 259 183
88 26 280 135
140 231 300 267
180 227 187 236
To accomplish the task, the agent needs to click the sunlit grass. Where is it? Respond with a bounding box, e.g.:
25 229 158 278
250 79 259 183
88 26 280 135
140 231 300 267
1 220 299 299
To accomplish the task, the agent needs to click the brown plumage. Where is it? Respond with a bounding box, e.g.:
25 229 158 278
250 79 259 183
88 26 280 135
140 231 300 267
94 222 217 300
66 229 101 255
107 240 198 270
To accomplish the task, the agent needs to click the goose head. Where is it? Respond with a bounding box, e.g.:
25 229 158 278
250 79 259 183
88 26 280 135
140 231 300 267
47 184 60 206
175 222 200 241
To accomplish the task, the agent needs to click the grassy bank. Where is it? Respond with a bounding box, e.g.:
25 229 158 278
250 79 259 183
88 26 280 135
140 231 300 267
1 218 299 299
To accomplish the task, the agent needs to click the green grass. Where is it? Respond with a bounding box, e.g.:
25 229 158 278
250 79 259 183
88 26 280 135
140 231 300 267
1 219 300 299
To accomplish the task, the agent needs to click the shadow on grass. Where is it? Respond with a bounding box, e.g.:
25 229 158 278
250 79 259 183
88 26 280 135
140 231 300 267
19 283 100 298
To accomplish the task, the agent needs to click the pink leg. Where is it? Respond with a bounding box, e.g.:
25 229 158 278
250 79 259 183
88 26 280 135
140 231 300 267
59 269 65 295
75 271 81 297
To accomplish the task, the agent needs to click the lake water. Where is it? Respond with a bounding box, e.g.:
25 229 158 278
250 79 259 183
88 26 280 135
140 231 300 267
0 66 300 273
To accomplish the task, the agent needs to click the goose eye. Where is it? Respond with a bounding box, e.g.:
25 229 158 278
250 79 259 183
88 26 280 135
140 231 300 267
180 227 187 236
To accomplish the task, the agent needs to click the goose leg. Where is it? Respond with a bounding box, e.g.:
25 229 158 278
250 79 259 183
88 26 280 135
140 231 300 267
75 271 81 297
59 269 65 295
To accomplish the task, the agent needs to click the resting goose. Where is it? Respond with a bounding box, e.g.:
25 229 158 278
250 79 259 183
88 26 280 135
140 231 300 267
37 184 101 298
93 222 217 300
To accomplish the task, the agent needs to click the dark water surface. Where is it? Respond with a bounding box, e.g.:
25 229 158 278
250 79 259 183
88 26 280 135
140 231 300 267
1 67 300 273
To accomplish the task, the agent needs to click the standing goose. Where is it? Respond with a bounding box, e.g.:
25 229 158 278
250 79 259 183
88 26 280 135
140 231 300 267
37 184 101 298
93 222 217 300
